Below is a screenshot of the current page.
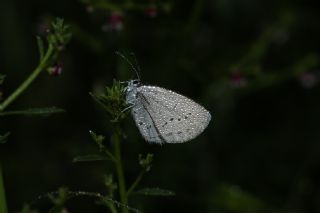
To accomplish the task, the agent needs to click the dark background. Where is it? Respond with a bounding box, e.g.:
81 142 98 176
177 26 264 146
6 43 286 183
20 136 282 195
1 0 320 212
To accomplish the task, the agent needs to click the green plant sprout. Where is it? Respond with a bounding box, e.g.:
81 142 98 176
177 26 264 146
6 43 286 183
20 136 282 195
0 18 72 213
0 18 71 113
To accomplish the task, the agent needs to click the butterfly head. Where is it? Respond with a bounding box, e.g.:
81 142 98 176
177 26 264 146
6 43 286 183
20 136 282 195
125 79 141 104
127 79 141 90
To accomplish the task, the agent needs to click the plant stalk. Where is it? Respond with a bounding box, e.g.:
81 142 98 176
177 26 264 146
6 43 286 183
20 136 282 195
0 44 54 112
113 133 129 213
127 170 145 197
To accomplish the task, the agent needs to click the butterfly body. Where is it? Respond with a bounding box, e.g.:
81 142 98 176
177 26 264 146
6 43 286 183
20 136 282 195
126 80 211 144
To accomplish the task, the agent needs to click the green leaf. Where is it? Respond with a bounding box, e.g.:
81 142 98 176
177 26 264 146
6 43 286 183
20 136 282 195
36 36 45 61
139 153 154 172
0 107 65 117
134 188 175 197
103 174 117 195
91 80 128 123
72 154 110 163
89 130 105 148
0 132 10 144
47 18 72 50
212 183 268 213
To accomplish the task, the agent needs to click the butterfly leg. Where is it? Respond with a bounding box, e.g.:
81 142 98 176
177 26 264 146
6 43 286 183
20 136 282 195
111 104 134 122
121 103 134 113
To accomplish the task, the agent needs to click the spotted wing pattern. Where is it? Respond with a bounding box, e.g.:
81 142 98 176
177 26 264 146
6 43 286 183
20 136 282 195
134 86 211 143
131 99 164 144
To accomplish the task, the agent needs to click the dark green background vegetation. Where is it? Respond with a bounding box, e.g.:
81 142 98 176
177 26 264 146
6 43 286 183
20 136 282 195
1 0 320 212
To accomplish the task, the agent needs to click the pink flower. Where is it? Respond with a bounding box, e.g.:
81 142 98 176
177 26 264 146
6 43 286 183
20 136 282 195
102 12 124 32
145 6 157 18
230 72 247 87
299 71 318 89
48 63 63 76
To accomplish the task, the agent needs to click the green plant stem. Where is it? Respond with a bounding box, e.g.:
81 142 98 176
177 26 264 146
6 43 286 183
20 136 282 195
113 133 129 213
104 200 117 213
0 164 8 213
0 44 54 112
126 170 145 197
104 149 117 163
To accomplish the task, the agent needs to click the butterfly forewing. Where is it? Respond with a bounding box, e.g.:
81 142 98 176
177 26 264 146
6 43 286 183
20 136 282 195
131 103 164 143
137 86 211 143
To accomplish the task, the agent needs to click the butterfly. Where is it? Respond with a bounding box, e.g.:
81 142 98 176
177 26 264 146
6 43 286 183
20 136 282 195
125 79 211 144
117 52 211 144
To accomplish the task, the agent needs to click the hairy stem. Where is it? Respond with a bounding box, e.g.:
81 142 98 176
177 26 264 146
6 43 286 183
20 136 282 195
113 133 129 213
127 170 145 197
0 44 54 112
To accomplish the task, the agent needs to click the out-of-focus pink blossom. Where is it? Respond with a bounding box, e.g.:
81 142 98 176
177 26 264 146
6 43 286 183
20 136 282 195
230 72 247 87
102 12 124 32
299 71 318 89
145 6 157 18
48 63 63 76
36 22 50 36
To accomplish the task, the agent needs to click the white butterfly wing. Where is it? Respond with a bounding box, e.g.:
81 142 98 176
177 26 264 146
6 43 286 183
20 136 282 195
131 103 164 144
136 86 211 143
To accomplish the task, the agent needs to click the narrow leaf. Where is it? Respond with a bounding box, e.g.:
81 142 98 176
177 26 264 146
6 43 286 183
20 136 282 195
134 188 175 197
0 107 65 117
0 132 10 144
36 36 45 61
73 154 110 163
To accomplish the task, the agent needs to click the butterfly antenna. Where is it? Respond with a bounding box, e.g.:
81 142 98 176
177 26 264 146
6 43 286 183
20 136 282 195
115 51 141 81
130 52 142 81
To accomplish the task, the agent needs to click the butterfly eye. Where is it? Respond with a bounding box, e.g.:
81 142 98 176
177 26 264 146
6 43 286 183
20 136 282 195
132 80 140 85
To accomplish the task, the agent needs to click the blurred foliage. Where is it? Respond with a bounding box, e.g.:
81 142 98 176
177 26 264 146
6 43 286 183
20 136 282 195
19 204 38 213
0 75 5 85
212 183 269 213
0 132 10 144
0 0 320 212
